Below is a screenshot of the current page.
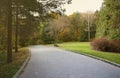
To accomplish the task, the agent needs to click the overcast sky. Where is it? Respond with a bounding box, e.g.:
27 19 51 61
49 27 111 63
64 0 103 15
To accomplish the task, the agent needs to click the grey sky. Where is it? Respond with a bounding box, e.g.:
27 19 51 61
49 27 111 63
64 0 103 15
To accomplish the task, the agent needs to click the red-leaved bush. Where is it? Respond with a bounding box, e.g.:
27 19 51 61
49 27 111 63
91 38 120 53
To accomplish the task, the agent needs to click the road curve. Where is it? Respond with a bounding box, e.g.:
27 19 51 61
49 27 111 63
20 45 120 78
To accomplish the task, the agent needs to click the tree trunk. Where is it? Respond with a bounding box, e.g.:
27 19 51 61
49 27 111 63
7 0 12 63
15 1 18 53
87 15 90 41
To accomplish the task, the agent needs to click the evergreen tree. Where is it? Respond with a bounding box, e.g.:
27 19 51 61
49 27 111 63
7 0 12 63
0 0 72 63
96 0 120 40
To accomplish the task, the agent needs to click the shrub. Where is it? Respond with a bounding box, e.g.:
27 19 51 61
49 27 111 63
110 40 120 52
91 38 120 53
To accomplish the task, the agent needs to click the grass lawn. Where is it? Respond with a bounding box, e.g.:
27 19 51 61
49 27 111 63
59 42 120 64
0 48 29 78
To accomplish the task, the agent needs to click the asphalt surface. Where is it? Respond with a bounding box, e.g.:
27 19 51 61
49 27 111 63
20 45 120 78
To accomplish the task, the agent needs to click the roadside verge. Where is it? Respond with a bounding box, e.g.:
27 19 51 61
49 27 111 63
12 49 31 78
59 48 120 68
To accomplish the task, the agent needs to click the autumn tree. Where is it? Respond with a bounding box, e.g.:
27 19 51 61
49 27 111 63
70 12 90 41
12 0 72 45
0 0 72 63
46 15 71 43
81 12 96 41
15 0 72 46
69 13 80 41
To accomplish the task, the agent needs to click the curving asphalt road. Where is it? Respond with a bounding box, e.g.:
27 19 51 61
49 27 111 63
20 45 120 78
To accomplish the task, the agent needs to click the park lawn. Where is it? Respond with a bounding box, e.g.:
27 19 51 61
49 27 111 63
59 42 120 64
0 48 29 78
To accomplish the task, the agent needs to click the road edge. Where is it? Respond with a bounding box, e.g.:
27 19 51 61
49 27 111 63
12 49 31 78
75 51 120 68
59 48 120 68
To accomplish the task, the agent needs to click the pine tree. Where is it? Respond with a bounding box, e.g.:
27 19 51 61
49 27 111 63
7 0 12 63
96 0 120 40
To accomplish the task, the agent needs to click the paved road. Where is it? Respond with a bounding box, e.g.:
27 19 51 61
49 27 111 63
20 45 120 78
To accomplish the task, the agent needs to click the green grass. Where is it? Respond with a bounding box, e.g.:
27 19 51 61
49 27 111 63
59 42 120 64
0 48 29 78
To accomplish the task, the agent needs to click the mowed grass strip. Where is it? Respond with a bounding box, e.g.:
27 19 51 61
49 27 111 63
0 48 29 78
59 42 120 64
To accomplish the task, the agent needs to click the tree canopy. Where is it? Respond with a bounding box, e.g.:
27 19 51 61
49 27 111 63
0 0 72 63
96 0 120 40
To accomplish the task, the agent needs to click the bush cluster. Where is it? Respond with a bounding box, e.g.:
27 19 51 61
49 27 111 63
91 38 120 53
